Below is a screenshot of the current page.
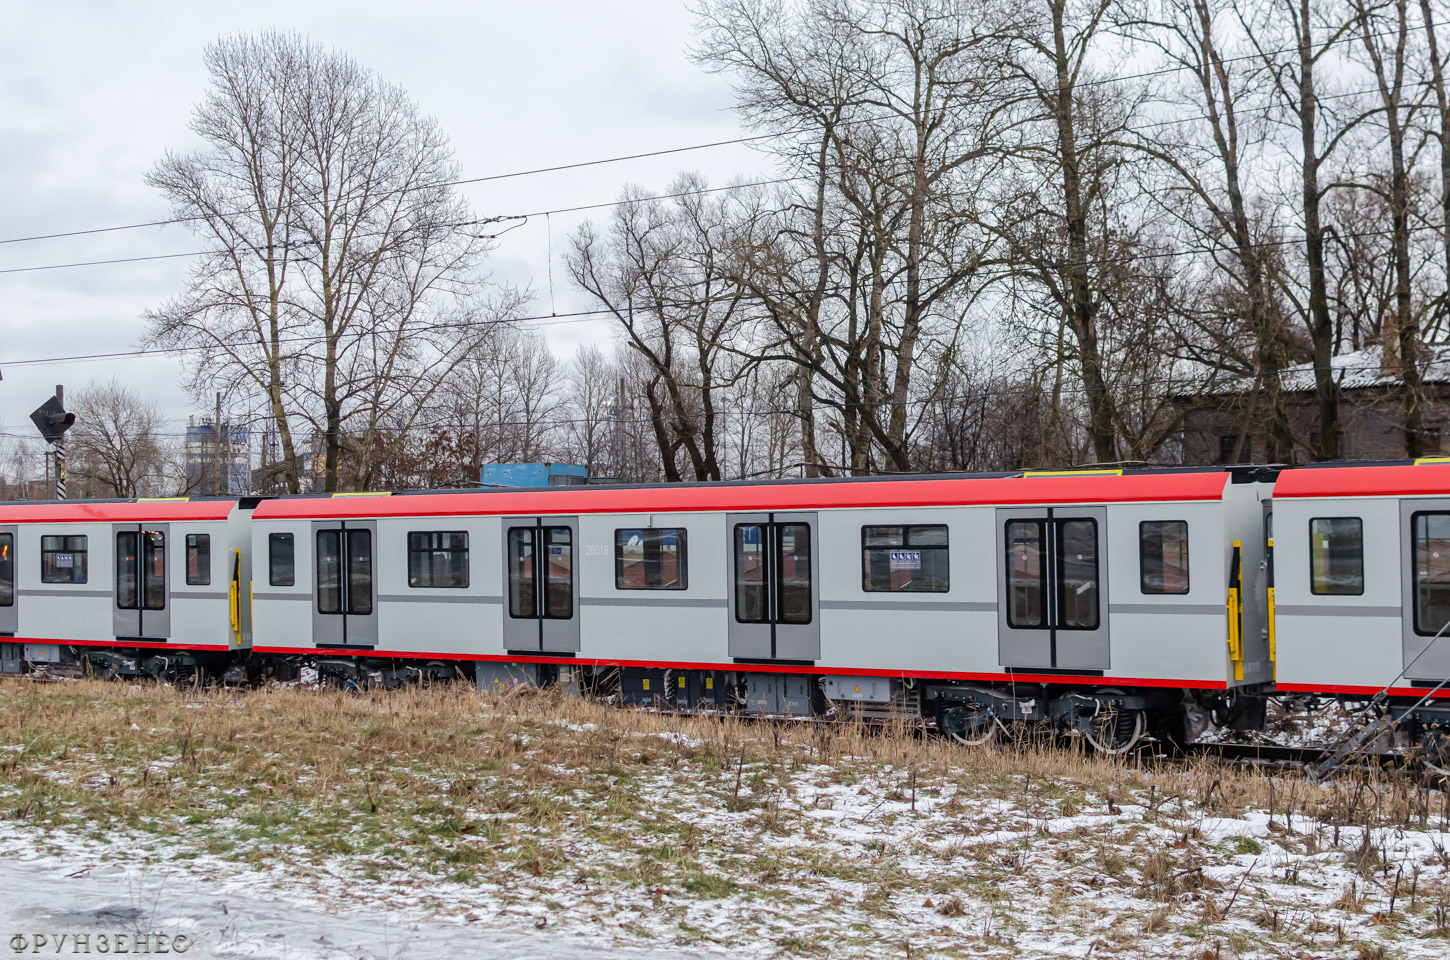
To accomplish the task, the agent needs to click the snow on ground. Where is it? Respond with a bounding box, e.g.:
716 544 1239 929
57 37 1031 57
0 849 709 959
6 683 1450 958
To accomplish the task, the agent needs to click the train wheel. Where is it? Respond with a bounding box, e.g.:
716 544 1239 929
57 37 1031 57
939 703 1000 746
1084 692 1146 755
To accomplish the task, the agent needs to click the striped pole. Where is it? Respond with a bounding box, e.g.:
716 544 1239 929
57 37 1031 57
54 442 66 500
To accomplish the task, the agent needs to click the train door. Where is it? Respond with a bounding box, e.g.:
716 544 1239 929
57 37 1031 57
996 507 1109 670
311 520 378 647
726 512 820 662
501 517 580 654
1401 499 1450 679
0 525 15 636
114 524 170 640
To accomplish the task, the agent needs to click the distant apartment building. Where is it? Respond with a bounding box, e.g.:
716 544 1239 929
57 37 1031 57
185 418 251 496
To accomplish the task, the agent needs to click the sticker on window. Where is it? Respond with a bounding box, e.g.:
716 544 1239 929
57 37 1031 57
889 550 921 570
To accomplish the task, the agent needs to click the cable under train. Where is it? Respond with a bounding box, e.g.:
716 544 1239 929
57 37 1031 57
2 461 1449 756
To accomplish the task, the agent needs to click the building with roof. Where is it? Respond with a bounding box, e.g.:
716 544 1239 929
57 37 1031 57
1176 344 1450 464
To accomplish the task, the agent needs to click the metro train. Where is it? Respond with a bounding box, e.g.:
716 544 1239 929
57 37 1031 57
2 461 1449 754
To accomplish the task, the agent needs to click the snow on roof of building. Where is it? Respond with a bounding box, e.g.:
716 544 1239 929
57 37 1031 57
1215 344 1450 395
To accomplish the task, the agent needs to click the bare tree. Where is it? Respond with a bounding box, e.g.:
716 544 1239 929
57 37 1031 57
569 177 750 481
1354 0 1431 454
67 379 178 498
145 31 490 492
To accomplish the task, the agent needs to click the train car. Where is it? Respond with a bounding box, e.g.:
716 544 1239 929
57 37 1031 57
241 468 1271 748
1270 462 1450 758
0 498 252 681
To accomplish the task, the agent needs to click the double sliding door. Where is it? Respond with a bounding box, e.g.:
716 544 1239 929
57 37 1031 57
996 507 1109 670
502 517 579 653
727 513 819 661
115 524 169 640
312 520 377 646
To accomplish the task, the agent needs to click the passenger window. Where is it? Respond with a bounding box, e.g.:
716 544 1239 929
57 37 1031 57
1139 520 1189 595
861 525 949 592
186 534 211 586
1310 517 1363 596
0 533 12 607
1413 512 1450 634
408 531 469 588
41 535 88 584
268 533 295 587
507 527 536 618
615 528 687 589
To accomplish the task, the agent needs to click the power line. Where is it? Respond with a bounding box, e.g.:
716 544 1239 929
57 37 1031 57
0 14 1430 251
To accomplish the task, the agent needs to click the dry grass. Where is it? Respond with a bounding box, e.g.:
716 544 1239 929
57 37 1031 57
2 678 1450 957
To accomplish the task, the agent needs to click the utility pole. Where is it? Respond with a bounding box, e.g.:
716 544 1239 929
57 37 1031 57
213 390 222 497
54 385 65 500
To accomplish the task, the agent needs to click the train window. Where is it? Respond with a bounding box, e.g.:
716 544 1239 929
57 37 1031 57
268 533 294 587
778 524 812 624
861 525 949 592
615 528 687 590
1057 519 1099 629
734 524 767 623
1413 512 1450 635
1139 521 1189 595
408 531 469 588
316 530 342 614
544 527 573 619
507 527 536 618
0 533 11 607
1309 517 1363 596
347 530 372 615
185 534 211 586
1005 521 1045 628
41 535 88 584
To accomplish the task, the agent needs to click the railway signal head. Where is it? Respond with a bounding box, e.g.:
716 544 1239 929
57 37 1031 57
29 394 75 444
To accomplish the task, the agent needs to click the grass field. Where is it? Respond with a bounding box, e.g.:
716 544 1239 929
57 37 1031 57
2 678 1450 958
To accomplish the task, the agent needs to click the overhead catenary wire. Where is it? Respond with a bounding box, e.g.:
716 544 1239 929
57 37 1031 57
3 206 1449 371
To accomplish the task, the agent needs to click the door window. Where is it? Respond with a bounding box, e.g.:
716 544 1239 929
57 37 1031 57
1005 521 1045 628
0 533 12 607
1413 512 1450 635
734 524 767 623
777 524 812 624
507 527 536 618
543 527 572 619
347 530 372 616
316 529 342 615
116 531 139 610
141 531 166 610
1056 519 1099 630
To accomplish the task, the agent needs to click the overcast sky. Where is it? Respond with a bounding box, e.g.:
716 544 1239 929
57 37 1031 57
0 0 764 444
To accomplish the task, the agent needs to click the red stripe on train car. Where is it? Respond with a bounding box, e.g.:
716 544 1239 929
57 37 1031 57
0 501 237 523
1276 681 1450 700
1273 463 1450 499
251 472 1232 521
251 645 1226 688
0 637 231 652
